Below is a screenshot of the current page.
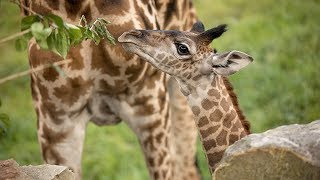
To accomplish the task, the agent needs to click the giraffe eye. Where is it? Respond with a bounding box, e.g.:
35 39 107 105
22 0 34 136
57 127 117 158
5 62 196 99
175 43 190 55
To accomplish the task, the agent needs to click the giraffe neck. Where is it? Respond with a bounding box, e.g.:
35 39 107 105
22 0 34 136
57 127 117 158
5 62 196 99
186 75 249 173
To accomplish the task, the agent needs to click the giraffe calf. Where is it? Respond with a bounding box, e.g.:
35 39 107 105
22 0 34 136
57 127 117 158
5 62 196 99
119 21 253 174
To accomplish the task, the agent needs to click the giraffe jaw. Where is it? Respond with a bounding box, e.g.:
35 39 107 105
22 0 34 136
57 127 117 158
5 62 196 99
121 41 175 75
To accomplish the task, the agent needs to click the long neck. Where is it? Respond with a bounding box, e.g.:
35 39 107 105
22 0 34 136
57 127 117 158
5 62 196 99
186 75 249 174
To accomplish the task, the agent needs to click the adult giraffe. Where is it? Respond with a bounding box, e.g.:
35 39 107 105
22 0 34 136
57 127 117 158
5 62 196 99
20 0 200 179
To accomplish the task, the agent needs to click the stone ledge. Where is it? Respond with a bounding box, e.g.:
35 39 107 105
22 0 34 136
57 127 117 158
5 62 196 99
0 159 75 180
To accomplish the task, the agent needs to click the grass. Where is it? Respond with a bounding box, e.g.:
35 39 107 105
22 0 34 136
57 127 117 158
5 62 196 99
0 0 319 179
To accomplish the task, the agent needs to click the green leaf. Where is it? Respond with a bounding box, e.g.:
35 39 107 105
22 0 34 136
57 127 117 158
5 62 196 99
55 30 69 58
31 22 52 42
97 18 111 25
15 38 28 51
92 30 100 45
36 39 48 49
21 15 40 30
65 23 83 44
46 14 64 28
0 113 9 137
0 99 2 107
47 33 56 50
23 31 33 41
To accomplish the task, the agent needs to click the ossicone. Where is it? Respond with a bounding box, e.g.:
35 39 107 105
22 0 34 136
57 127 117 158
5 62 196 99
197 24 228 45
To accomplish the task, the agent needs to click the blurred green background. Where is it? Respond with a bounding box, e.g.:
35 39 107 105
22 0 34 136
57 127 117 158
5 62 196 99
0 0 319 179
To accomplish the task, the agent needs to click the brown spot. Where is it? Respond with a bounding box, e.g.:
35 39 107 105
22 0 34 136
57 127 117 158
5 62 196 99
91 41 121 76
163 110 170 129
162 57 169 64
203 139 216 151
167 60 179 66
216 129 228 146
66 45 85 70
222 77 251 134
158 89 166 111
30 79 38 101
133 95 156 116
211 78 217 86
42 123 69 144
141 120 161 132
143 136 156 152
207 89 220 99
94 0 129 16
220 98 230 112
155 132 164 143
31 1 54 15
200 126 219 139
223 110 237 128
53 76 92 107
145 70 162 89
29 44 63 81
156 53 165 60
229 134 240 145
201 99 218 110
32 78 49 101
231 121 242 132
44 0 59 10
175 63 182 68
192 74 202 81
99 79 126 94
43 66 59 82
148 157 155 167
153 172 159 179
41 101 65 125
81 5 93 23
41 142 65 165
158 150 166 165
65 0 83 20
162 169 168 179
198 116 209 127
209 109 223 122
191 106 200 116
41 123 69 163
207 151 225 168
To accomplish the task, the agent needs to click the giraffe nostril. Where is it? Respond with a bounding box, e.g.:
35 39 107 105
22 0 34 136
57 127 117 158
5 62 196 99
128 30 143 38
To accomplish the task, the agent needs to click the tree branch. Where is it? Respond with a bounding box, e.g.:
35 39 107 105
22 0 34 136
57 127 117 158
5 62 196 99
0 59 72 85
0 29 30 45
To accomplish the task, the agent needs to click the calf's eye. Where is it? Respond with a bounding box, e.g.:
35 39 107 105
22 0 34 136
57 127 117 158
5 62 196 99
175 43 190 55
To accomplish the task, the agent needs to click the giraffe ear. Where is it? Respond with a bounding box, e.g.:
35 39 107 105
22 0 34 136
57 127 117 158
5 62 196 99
197 24 227 45
211 50 253 76
190 21 205 33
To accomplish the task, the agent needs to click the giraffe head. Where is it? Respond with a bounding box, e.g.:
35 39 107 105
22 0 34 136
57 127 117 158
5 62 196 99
118 21 253 85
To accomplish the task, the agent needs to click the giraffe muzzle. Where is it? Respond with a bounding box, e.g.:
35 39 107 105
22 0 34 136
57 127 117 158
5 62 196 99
118 30 144 43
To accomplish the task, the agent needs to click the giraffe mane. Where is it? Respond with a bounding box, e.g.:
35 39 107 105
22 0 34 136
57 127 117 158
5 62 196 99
222 77 251 134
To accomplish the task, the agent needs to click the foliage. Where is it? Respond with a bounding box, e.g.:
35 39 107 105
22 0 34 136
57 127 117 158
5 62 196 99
0 99 10 138
15 14 115 58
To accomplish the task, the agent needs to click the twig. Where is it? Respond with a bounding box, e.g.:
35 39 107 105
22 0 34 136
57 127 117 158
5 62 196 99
0 59 72 85
10 0 42 18
0 29 30 44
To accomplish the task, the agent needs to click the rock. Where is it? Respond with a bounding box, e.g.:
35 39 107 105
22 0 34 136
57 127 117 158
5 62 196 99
0 159 75 180
213 120 320 180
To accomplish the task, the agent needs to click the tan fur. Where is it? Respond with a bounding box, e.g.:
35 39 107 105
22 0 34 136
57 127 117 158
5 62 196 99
21 0 201 180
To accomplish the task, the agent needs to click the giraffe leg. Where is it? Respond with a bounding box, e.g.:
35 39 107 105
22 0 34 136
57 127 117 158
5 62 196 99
105 71 177 180
167 77 201 180
36 105 89 180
